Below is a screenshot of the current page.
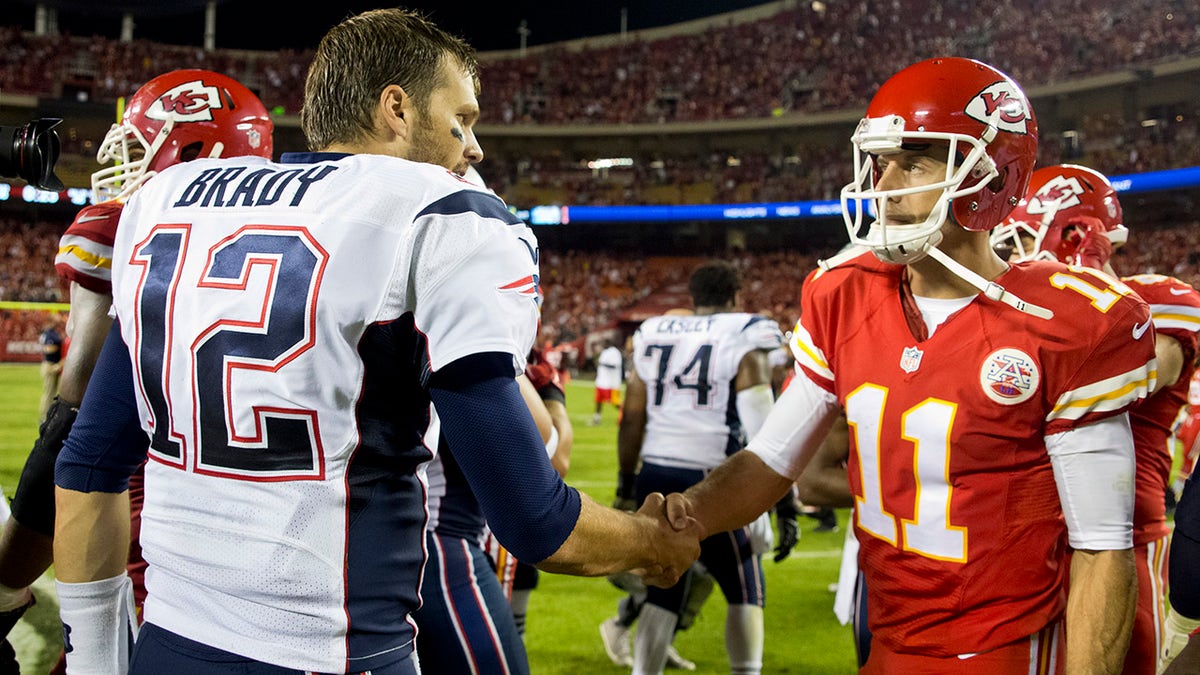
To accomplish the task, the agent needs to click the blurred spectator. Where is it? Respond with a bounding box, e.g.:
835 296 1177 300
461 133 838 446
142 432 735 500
5 3 1200 208
37 316 63 421
1 0 1198 125
0 217 67 303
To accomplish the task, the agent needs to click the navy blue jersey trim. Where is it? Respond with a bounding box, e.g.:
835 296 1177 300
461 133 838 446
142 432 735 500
429 352 515 391
536 384 566 405
280 151 350 164
416 190 523 226
741 315 770 331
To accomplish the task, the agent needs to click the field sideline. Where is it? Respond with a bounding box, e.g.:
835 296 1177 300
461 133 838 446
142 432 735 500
0 363 858 673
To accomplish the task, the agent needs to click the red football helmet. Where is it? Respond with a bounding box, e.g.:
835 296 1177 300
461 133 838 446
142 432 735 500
990 163 1126 264
92 69 274 202
840 57 1038 264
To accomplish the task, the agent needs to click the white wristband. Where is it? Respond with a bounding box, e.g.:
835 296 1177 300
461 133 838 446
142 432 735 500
545 425 559 459
56 573 138 675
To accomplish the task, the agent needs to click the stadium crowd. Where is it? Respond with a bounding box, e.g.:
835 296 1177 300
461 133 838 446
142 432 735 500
484 109 1200 209
5 215 1199 373
3 0 1198 125
0 217 65 304
5 0 1200 211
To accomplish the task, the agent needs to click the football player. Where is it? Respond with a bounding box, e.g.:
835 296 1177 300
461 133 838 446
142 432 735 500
993 163 1200 674
618 260 784 675
591 337 625 425
664 57 1156 674
0 68 274 672
794 414 873 670
52 9 701 674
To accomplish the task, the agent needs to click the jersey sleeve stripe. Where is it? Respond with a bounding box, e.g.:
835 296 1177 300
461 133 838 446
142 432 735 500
1048 364 1156 422
1150 304 1200 332
56 235 114 270
55 252 114 282
790 325 833 382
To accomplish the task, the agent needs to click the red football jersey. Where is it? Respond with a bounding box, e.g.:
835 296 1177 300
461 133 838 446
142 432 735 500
1122 274 1200 544
54 200 123 294
1174 370 1200 479
524 345 564 394
792 252 1156 656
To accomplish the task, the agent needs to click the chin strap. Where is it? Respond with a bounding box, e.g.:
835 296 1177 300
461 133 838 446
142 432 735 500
925 246 1054 320
819 240 1055 320
817 245 871 272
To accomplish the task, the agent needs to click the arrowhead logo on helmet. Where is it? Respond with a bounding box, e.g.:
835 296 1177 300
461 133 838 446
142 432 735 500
1026 176 1085 215
964 82 1033 134
150 81 225 123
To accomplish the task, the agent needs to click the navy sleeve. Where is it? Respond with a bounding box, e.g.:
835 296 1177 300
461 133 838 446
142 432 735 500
1172 478 1200 616
55 320 150 493
429 353 581 563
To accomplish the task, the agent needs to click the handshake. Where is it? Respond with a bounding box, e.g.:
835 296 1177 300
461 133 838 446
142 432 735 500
623 491 706 588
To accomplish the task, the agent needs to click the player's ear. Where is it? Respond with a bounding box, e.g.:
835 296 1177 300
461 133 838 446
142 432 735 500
380 84 414 141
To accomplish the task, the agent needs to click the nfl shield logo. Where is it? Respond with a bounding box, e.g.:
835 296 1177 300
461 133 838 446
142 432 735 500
900 346 923 373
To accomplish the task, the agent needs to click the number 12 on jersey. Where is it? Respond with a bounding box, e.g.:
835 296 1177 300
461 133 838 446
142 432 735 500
130 224 329 481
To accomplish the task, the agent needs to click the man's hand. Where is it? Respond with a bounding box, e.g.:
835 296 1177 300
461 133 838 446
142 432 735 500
633 492 703 587
665 491 696 531
773 492 800 563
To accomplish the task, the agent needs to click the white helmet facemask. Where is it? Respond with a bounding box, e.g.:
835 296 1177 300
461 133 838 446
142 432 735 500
840 114 998 266
91 118 162 203
988 215 1060 264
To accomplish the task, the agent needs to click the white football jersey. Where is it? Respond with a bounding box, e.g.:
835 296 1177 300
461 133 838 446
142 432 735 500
109 153 540 672
633 312 783 469
595 345 624 389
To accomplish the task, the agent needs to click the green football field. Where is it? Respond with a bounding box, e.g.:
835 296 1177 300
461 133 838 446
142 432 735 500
0 362 859 673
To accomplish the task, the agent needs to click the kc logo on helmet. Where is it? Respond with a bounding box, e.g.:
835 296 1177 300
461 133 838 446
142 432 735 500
979 348 1040 405
1024 175 1084 215
149 80 224 123
965 82 1032 134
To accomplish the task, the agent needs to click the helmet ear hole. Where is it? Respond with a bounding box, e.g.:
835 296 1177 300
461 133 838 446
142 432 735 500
986 167 1007 194
179 141 205 163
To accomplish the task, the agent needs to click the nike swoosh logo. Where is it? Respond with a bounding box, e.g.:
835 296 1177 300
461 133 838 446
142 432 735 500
1170 288 1193 295
75 214 109 223
1132 319 1152 340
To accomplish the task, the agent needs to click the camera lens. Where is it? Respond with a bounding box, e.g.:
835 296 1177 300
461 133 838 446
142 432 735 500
0 118 65 191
